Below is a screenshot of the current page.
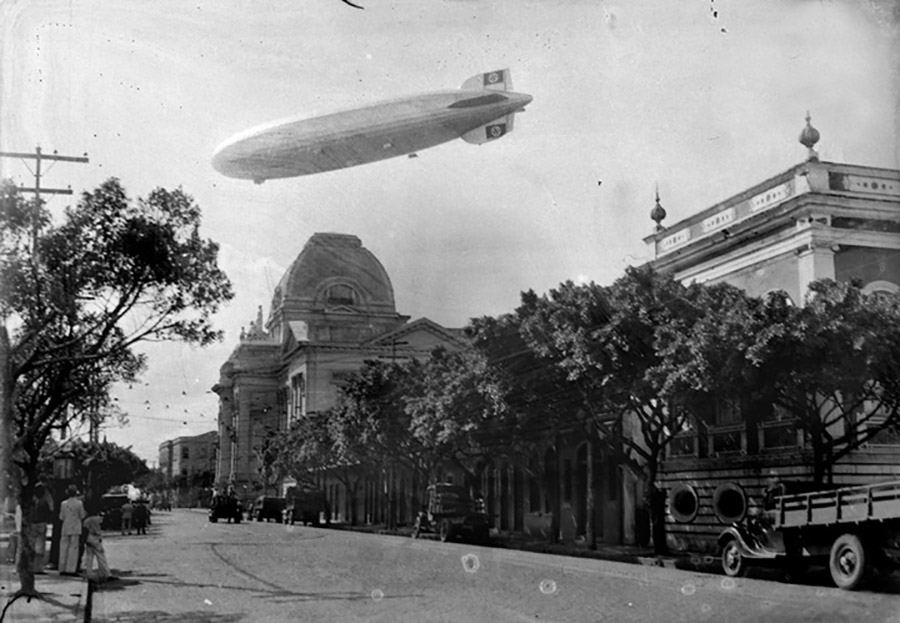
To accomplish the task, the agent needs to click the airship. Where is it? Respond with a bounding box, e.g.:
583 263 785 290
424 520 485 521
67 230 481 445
211 69 532 183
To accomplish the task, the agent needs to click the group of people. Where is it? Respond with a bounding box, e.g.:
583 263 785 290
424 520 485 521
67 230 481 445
119 499 151 535
57 484 117 583
5 484 130 583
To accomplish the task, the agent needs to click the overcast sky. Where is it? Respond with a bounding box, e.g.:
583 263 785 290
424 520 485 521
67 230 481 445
2 0 898 463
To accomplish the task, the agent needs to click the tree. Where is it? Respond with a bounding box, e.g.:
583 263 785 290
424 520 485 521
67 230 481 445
0 179 232 595
38 439 149 500
403 346 507 492
516 267 710 553
253 428 285 495
327 359 415 526
272 411 334 490
745 281 900 483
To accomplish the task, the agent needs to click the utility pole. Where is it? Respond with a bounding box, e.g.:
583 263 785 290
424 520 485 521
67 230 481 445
0 146 89 442
0 146 89 204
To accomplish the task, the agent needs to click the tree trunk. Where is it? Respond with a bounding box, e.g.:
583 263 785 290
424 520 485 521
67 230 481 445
15 468 38 597
586 439 596 550
646 458 668 556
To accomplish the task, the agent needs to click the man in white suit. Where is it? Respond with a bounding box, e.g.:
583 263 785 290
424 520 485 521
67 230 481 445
58 485 85 575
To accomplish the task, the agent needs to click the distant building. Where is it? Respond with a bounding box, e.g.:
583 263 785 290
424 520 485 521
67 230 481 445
213 233 467 510
644 115 900 552
158 431 218 481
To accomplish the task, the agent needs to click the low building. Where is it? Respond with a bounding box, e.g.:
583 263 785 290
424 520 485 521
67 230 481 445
644 115 900 552
158 430 218 481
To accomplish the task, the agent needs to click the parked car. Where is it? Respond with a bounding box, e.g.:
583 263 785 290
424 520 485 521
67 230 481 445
283 488 330 526
412 483 490 544
252 496 286 523
208 494 243 523
99 493 130 530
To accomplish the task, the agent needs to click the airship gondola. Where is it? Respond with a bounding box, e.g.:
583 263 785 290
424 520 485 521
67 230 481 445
211 69 532 183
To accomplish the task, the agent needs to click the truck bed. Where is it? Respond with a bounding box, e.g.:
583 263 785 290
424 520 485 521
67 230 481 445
774 480 900 529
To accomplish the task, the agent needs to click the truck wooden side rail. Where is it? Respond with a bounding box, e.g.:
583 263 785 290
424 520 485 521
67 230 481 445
775 480 900 529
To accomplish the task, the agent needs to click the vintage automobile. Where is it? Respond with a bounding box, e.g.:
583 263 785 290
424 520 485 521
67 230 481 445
283 487 330 526
717 479 900 590
99 493 130 530
411 483 491 544
208 494 243 524
251 496 286 523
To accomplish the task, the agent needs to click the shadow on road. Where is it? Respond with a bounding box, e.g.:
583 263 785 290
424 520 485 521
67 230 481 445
93 610 245 623
97 569 423 603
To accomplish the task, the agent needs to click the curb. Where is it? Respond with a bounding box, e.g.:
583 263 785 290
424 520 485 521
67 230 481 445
330 523 714 573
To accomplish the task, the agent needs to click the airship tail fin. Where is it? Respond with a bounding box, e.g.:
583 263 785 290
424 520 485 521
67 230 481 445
460 69 512 92
461 113 515 144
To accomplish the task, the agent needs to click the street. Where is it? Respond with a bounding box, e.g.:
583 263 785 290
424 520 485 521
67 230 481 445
90 510 900 623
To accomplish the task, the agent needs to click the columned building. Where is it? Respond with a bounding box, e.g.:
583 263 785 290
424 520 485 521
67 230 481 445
644 116 900 552
213 233 467 506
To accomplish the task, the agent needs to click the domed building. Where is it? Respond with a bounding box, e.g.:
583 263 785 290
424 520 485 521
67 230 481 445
213 233 467 513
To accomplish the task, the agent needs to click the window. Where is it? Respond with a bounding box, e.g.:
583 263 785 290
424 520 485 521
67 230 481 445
290 374 305 421
181 446 189 460
326 284 355 307
529 476 541 513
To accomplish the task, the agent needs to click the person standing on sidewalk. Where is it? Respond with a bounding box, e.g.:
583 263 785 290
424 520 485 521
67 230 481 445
120 500 134 535
82 501 115 583
133 500 149 535
29 483 54 574
58 485 86 575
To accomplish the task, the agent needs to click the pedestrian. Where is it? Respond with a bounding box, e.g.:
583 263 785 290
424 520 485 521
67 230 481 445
82 500 116 583
58 485 86 575
133 500 149 535
120 499 134 535
30 483 54 574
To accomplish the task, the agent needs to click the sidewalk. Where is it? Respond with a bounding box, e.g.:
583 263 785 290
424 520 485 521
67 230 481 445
0 565 90 622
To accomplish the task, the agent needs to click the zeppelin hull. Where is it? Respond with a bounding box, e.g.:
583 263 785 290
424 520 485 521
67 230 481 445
212 85 532 181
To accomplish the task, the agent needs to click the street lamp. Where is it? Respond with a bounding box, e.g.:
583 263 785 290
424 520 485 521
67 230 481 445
52 450 76 480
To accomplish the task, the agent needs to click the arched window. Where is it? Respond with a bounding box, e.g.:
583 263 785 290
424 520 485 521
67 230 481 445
862 280 899 305
762 289 795 306
326 283 356 307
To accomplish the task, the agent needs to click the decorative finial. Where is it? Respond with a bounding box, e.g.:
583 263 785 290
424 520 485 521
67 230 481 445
799 111 820 162
650 184 666 232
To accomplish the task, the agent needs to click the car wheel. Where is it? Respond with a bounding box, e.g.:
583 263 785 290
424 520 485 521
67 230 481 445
830 534 868 590
721 537 747 578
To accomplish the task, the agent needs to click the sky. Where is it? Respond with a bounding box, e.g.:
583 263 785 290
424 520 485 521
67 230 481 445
2 0 899 464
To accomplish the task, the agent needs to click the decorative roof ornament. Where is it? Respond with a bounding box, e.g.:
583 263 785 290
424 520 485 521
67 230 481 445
799 111 820 162
650 184 667 232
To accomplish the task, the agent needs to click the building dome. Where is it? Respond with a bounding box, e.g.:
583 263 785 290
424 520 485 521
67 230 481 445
271 233 397 318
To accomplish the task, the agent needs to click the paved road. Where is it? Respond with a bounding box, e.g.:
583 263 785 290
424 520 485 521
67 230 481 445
90 509 900 623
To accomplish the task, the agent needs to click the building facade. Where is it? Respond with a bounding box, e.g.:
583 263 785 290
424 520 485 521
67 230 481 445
213 233 468 503
644 117 900 552
158 430 218 481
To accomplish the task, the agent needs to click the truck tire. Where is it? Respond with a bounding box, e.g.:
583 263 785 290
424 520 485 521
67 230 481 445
721 537 747 578
829 534 868 590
